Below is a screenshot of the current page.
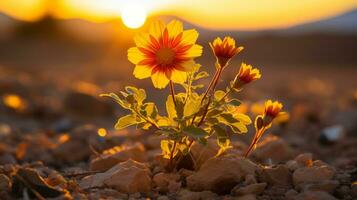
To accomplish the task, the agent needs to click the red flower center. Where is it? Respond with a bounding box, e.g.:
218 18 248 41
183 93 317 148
156 47 175 65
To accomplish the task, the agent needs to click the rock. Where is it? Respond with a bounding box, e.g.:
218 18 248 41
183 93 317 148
0 174 11 192
293 191 337 200
293 164 335 190
319 125 345 145
244 174 257 185
260 165 292 186
286 160 300 171
190 139 220 169
0 153 17 165
153 172 181 193
294 153 313 167
12 168 65 198
177 189 219 200
53 125 100 164
232 183 267 196
302 180 338 193
252 135 295 164
234 194 256 200
157 195 170 200
51 118 74 133
90 143 147 171
80 159 152 194
187 155 260 194
64 91 114 116
285 189 298 199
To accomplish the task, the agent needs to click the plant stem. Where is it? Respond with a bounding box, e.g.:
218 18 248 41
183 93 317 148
201 69 219 103
169 80 177 107
169 141 177 171
244 127 266 158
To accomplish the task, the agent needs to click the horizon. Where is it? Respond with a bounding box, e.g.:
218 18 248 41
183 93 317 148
0 0 357 31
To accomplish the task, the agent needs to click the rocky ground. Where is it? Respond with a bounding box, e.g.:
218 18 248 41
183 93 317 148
0 64 356 200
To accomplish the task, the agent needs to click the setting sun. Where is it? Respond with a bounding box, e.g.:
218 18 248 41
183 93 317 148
121 3 147 29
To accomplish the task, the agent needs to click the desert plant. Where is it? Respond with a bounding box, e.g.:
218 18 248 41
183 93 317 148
101 20 283 170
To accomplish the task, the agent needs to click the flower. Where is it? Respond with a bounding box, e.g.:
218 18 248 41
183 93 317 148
209 36 243 68
233 63 261 89
263 100 283 125
128 20 202 89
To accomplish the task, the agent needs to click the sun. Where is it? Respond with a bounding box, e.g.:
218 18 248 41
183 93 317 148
121 3 147 29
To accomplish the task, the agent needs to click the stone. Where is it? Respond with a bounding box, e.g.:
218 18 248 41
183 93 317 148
285 189 298 199
190 139 220 169
232 182 267 196
252 135 295 164
293 191 337 200
90 143 147 171
234 194 256 200
53 125 100 164
153 172 181 193
261 165 292 186
285 160 300 171
80 159 152 194
244 174 257 185
293 164 335 189
187 155 260 194
0 174 11 192
177 189 219 200
302 180 338 193
294 153 313 167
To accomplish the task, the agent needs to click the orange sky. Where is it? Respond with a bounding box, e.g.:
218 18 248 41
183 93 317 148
0 0 356 30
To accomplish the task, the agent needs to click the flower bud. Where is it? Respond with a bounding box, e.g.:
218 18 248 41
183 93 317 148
209 37 243 68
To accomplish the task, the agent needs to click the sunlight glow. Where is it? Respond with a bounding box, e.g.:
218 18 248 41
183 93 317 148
0 0 356 30
121 3 147 29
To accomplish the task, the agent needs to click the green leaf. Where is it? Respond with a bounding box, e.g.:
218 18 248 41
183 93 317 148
212 124 227 139
136 122 152 130
192 84 205 90
218 113 239 124
184 93 201 117
194 71 209 80
233 113 252 125
142 102 158 119
183 126 207 139
214 90 226 101
100 93 130 109
228 99 242 106
125 86 146 104
206 109 223 118
115 115 138 130
166 95 177 119
229 122 248 134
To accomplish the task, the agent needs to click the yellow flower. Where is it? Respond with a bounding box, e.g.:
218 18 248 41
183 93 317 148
233 63 261 89
209 36 243 68
128 20 203 89
263 100 283 125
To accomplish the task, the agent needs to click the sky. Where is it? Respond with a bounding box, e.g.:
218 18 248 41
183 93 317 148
0 0 356 30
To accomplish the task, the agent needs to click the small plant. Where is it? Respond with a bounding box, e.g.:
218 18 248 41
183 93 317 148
101 20 283 170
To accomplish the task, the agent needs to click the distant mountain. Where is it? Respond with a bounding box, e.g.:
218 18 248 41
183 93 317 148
281 9 357 35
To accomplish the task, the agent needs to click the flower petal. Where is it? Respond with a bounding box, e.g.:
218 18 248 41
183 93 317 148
128 47 146 64
167 20 183 38
151 71 170 89
181 29 199 45
149 20 165 39
134 32 150 48
180 60 196 72
170 69 187 84
133 65 152 79
185 44 203 58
